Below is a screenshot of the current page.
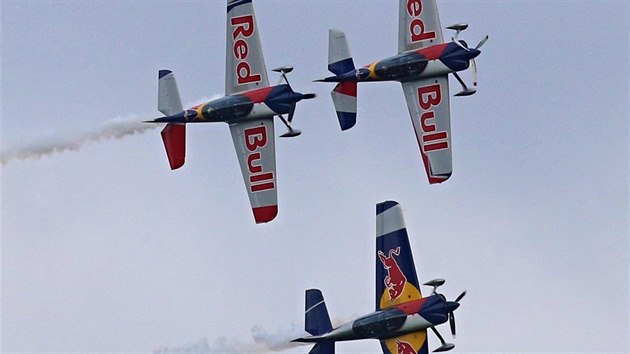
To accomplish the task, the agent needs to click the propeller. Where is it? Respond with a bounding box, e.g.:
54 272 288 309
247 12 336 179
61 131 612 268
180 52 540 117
470 36 487 87
475 35 489 50
471 59 477 86
448 291 466 337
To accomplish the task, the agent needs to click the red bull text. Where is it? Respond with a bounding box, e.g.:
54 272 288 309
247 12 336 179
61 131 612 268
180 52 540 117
244 126 275 192
230 15 263 85
417 83 448 152
406 0 436 43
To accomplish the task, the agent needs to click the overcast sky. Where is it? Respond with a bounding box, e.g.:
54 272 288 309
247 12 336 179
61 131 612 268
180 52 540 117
2 1 628 353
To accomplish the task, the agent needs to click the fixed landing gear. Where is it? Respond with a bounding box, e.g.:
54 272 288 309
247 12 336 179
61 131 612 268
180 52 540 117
452 72 476 97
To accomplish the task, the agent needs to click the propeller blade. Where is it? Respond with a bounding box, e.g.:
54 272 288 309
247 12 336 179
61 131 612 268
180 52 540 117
475 35 489 49
287 102 296 123
449 312 456 337
471 59 478 87
455 290 467 303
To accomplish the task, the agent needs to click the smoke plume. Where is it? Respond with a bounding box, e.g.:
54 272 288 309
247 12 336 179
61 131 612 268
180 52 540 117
154 323 308 354
0 115 157 165
1 96 219 166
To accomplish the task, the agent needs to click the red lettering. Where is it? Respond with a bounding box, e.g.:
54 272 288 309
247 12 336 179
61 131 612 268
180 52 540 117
410 19 436 42
407 0 422 16
423 131 447 142
236 62 262 85
230 14 262 86
418 84 441 110
406 0 436 44
251 182 275 192
233 39 248 60
417 84 448 152
244 126 267 151
420 111 436 132
243 126 275 192
250 172 273 183
231 15 254 39
424 141 449 152
247 152 262 174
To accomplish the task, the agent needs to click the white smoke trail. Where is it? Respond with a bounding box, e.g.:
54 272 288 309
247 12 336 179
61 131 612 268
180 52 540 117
154 315 358 354
0 115 156 165
1 96 219 166
154 323 309 354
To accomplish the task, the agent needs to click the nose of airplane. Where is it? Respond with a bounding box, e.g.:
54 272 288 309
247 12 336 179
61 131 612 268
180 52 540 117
468 48 481 59
445 301 460 313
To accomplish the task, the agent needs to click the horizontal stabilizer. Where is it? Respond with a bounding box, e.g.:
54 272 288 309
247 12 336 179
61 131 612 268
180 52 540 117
309 342 335 354
161 123 186 170
158 70 183 116
305 289 333 336
331 82 357 130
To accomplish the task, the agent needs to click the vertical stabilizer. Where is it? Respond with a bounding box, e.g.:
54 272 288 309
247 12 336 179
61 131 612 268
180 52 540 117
305 289 333 336
158 70 183 116
375 201 422 310
328 29 355 75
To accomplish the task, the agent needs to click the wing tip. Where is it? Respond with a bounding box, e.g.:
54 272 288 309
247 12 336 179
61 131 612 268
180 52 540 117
158 69 172 79
253 205 278 223
428 173 451 184
377 200 400 215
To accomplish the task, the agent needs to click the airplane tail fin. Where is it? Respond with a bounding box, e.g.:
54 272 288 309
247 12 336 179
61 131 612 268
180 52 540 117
331 82 357 131
327 30 358 131
157 70 186 170
327 29 355 76
375 201 422 310
305 289 333 336
160 123 186 170
158 70 183 116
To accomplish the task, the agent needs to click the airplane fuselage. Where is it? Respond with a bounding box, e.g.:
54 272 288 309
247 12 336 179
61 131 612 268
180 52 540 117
153 84 311 124
321 42 480 84
298 294 459 343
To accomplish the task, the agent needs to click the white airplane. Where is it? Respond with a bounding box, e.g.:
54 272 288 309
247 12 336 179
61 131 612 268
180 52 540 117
318 0 488 184
146 0 315 224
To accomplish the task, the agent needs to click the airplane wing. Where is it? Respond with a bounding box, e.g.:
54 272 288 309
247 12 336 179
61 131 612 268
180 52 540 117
229 118 278 223
398 0 444 53
226 0 269 95
376 201 422 311
380 331 429 354
402 76 452 184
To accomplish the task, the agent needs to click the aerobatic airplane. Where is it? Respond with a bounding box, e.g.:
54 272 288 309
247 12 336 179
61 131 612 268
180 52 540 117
145 0 315 224
318 0 488 184
293 201 466 354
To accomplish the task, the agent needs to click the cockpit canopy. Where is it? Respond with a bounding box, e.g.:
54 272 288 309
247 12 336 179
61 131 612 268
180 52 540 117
351 308 407 338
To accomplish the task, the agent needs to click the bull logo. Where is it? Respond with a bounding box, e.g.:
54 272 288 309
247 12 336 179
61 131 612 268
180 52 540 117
396 339 417 354
378 246 407 301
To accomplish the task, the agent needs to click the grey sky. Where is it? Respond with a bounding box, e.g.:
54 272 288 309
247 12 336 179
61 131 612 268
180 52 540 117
2 1 628 353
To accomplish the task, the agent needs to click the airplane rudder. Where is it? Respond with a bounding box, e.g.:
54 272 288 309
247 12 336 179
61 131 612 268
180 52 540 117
328 29 355 75
160 123 186 170
158 69 183 116
331 82 357 131
305 289 333 336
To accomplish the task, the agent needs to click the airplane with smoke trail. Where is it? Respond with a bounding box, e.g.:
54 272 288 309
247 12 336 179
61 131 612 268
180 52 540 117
293 201 466 354
145 0 315 224
318 0 488 184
